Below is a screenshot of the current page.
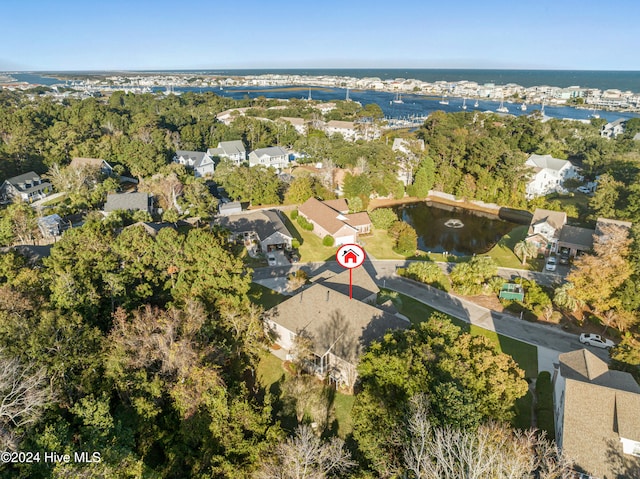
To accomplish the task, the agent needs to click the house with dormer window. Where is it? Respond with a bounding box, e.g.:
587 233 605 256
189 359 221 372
525 154 579 199
173 150 215 177
248 146 289 170
0 172 52 204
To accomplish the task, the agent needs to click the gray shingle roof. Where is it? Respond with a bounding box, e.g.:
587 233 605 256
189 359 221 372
4 172 51 193
216 210 293 241
526 153 572 172
175 150 210 168
266 275 407 359
558 225 594 249
218 140 246 156
316 267 380 302
104 192 151 212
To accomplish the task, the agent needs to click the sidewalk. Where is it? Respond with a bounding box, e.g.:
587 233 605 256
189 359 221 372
378 274 604 361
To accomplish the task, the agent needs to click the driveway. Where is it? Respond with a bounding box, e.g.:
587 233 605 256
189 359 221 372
267 250 290 267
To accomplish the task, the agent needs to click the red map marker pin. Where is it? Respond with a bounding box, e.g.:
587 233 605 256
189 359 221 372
335 244 366 299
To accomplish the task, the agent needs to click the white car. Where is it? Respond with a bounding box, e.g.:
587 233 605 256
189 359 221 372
577 186 591 194
267 255 277 266
545 256 557 271
579 333 615 349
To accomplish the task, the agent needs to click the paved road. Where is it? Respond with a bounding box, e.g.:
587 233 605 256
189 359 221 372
253 259 609 362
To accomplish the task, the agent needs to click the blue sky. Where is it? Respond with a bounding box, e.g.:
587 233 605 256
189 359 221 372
2 0 639 71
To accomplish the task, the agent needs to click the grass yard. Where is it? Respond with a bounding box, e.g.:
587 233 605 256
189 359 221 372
359 230 407 260
248 283 288 310
256 350 356 437
382 289 538 379
487 225 530 269
283 211 337 262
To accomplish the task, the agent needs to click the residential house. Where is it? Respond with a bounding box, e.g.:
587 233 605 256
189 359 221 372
69 157 113 176
104 192 153 214
600 118 626 139
557 225 594 258
37 214 67 238
218 201 243 216
298 197 372 245
324 120 359 141
173 150 215 177
263 267 408 388
207 140 247 166
0 172 52 204
525 154 579 199
525 208 567 254
280 117 308 135
248 146 289 169
216 209 294 254
552 349 640 478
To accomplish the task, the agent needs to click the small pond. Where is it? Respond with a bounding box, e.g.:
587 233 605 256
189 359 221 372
392 201 519 256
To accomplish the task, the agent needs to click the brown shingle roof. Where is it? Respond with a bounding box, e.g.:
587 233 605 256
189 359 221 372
559 350 640 477
345 212 372 227
299 197 357 236
70 157 105 169
528 208 567 235
322 198 349 213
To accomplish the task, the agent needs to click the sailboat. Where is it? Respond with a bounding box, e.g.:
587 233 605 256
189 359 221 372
307 88 312 101
496 98 509 113
473 99 479 108
461 98 467 110
392 92 403 104
520 102 527 111
345 87 350 101
589 107 600 119
438 95 449 105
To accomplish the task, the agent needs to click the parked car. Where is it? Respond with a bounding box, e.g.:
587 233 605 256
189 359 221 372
577 186 591 194
579 333 615 349
289 253 299 263
559 251 570 265
267 255 277 266
545 256 557 271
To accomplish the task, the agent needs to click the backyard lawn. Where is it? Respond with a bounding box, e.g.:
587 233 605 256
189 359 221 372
487 225 530 269
359 230 407 260
248 283 288 310
255 350 356 437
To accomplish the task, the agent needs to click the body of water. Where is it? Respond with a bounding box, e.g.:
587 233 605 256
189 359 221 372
393 201 518 256
8 70 640 122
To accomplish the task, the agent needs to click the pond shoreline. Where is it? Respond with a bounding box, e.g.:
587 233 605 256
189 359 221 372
369 193 532 225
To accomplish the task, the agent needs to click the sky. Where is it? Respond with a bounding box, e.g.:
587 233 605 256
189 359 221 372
2 0 640 71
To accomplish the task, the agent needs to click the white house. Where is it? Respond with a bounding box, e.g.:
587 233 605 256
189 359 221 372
207 140 246 166
601 118 626 139
525 208 567 254
525 154 579 199
552 349 640 478
0 172 52 204
324 120 359 141
173 150 215 177
248 146 289 169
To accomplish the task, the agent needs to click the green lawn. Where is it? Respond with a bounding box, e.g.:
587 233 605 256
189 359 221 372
359 230 407 260
256 350 356 437
487 225 530 269
248 283 288 309
382 290 538 378
283 211 337 262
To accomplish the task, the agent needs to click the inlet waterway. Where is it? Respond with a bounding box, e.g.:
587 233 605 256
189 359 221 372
393 201 519 256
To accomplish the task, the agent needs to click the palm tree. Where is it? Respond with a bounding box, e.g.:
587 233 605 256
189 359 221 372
514 240 537 265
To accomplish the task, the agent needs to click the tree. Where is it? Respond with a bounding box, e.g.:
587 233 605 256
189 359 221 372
287 269 308 292
406 262 445 287
567 221 632 313
514 240 537 265
0 352 52 450
284 176 315 205
450 256 497 295
388 220 418 256
553 282 582 312
369 208 398 230
407 158 435 198
352 315 528 475
256 425 355 479
402 394 572 479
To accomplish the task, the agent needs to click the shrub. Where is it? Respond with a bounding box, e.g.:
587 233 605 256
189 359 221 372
296 215 314 231
406 262 443 285
535 371 555 438
291 238 300 249
290 209 299 220
322 235 334 247
370 208 398 230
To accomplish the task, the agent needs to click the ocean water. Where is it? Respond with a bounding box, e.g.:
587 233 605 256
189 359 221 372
10 69 640 93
